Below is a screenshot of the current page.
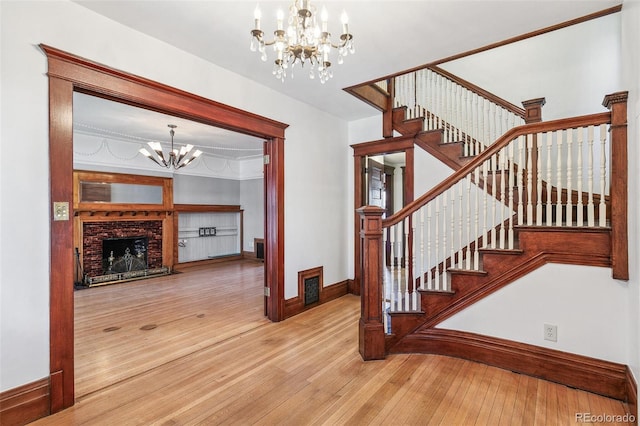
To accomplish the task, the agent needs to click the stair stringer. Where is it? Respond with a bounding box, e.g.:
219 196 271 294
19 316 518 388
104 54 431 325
385 227 611 352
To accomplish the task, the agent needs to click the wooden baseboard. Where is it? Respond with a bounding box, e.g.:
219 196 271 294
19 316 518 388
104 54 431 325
392 328 630 402
174 254 243 270
627 367 638 422
0 377 50 426
284 280 349 319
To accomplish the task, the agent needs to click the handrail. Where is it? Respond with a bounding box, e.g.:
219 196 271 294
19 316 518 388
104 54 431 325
429 66 525 118
382 111 611 227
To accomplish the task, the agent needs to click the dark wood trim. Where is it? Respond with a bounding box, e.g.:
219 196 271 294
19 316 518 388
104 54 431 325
48 75 75 413
0 378 50 426
296 266 324 307
43 45 287 414
603 91 629 280
357 206 386 360
284 281 349 318
346 82 389 112
392 328 629 402
626 367 638 421
174 204 242 213
263 137 285 321
343 5 622 92
351 134 415 157
522 97 547 123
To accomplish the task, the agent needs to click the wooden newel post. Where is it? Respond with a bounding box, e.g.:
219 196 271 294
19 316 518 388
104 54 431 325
603 91 629 281
522 97 546 124
357 205 386 360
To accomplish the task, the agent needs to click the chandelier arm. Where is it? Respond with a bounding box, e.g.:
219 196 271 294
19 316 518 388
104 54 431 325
147 153 169 168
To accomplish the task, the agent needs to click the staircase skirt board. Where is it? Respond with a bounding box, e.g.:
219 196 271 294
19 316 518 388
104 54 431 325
389 328 630 403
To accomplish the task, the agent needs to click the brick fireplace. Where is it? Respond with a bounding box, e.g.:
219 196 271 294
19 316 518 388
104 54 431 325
82 220 164 281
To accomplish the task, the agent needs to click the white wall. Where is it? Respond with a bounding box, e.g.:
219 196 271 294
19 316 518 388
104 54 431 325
440 13 621 121
0 0 350 391
240 178 265 252
439 264 629 363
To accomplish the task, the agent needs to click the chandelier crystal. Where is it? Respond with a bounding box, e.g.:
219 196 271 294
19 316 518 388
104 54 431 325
139 124 202 170
250 0 354 83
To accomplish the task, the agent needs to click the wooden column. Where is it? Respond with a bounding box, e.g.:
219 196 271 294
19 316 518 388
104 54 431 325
383 78 395 138
48 75 75 413
603 91 629 281
357 206 386 361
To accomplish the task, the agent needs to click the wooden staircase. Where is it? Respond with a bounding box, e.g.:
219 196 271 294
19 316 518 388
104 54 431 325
352 68 629 401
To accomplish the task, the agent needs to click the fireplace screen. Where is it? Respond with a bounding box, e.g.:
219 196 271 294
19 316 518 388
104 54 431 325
102 237 148 274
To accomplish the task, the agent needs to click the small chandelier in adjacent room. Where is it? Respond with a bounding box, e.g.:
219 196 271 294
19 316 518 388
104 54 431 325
139 124 202 170
250 0 355 83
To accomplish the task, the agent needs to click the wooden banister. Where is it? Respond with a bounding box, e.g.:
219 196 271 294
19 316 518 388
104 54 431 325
429 66 526 119
383 111 611 228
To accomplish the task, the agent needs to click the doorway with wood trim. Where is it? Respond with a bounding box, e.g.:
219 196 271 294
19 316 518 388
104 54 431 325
44 45 287 413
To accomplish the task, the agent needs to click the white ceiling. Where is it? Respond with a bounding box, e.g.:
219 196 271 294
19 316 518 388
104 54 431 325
72 0 621 156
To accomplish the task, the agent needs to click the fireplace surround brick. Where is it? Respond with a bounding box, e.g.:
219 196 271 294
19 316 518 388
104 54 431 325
82 221 163 278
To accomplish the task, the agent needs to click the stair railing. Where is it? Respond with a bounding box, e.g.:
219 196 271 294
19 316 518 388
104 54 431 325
394 66 527 156
357 92 628 360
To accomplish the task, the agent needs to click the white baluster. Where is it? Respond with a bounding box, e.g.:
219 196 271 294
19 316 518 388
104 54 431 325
451 184 457 269
434 197 440 290
577 127 584 226
474 167 480 270
566 129 574 227
426 204 432 290
546 131 553 226
536 133 543 226
419 209 425 290
508 141 515 249
457 182 464 268
587 126 595 227
598 124 607 227
491 153 497 247
463 89 470 156
382 227 389 331
412 212 419 306
465 174 472 269
499 147 507 249
389 224 396 312
474 94 480 155
442 192 448 291
404 217 410 311
395 223 403 310
556 130 564 226
482 159 489 246
526 134 534 226
517 135 525 225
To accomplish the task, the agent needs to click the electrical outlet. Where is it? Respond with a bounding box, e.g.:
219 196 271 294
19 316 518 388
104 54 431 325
544 324 557 342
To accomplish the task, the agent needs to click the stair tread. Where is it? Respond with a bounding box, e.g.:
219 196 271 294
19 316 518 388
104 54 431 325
478 247 523 255
419 288 455 295
447 268 488 276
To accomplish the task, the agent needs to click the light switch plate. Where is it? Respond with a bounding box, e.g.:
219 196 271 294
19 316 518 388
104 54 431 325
53 201 70 221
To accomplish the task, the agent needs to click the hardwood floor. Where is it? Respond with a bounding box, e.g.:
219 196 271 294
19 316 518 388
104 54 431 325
32 260 632 425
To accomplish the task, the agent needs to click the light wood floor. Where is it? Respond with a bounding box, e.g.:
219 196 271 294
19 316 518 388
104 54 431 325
32 260 632 425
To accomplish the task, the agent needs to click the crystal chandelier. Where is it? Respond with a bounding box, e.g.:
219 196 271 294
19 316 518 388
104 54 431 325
139 124 202 170
250 0 355 83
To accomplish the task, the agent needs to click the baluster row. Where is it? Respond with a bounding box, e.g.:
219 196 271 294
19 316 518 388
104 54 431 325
383 124 610 315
